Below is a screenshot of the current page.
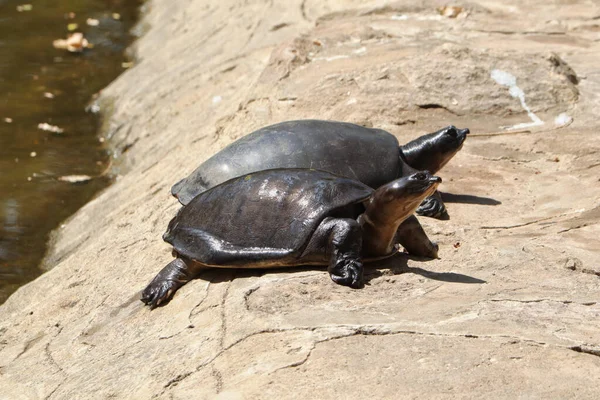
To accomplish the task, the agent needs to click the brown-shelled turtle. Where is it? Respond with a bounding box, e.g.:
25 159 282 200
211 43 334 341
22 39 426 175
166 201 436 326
171 119 469 218
142 168 441 309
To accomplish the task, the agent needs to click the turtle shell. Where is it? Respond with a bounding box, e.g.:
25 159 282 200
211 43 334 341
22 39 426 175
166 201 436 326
164 169 373 267
172 120 400 205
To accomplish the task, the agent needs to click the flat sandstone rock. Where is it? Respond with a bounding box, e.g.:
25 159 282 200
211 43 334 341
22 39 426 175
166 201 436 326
1 0 599 398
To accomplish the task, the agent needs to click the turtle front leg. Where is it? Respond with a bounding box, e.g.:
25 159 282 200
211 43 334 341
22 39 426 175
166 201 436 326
395 215 439 259
141 257 203 309
416 191 447 219
312 217 364 288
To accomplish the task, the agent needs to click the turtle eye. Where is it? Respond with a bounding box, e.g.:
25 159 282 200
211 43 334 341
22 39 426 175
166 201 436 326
413 172 428 181
446 126 458 138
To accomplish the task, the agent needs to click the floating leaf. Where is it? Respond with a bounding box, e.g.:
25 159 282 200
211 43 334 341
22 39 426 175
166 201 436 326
16 4 33 12
67 23 79 31
37 122 64 133
86 18 100 26
58 175 93 183
53 33 89 53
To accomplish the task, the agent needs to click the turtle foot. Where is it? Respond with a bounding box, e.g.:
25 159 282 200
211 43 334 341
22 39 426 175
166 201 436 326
405 241 439 259
416 195 447 219
330 258 364 289
430 242 440 258
141 280 180 309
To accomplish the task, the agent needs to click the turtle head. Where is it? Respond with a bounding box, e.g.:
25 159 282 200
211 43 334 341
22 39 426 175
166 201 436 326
370 171 441 223
360 171 441 257
400 125 469 174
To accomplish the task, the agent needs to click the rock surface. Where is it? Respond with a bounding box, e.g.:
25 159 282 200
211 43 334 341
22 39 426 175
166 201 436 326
1 0 600 398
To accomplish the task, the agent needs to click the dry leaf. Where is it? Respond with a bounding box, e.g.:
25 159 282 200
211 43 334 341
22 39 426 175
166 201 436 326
438 6 463 18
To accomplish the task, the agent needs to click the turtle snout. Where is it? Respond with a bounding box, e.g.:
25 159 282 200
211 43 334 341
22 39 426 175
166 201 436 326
429 175 442 184
453 127 470 146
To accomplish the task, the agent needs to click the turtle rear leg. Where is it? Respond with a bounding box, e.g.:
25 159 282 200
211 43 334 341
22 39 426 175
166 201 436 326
141 257 204 309
395 215 439 259
307 217 364 288
416 191 447 219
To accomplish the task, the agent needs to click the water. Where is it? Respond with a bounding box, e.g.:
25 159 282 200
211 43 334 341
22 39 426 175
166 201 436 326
0 0 140 304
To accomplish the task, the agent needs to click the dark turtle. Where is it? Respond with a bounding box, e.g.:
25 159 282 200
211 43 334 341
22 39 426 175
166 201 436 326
142 168 441 309
171 119 469 218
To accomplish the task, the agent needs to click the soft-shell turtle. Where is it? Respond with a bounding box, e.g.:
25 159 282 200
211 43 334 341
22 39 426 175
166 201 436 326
171 120 469 218
142 168 441 309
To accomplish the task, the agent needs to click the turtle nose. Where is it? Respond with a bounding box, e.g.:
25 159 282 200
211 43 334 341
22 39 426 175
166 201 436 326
459 128 470 136
429 175 442 184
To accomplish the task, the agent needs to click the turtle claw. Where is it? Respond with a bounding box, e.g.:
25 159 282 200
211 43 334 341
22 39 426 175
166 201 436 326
141 280 179 309
416 195 447 219
330 259 364 289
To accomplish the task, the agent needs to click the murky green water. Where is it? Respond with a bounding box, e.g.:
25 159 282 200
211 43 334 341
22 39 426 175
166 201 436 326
0 0 140 303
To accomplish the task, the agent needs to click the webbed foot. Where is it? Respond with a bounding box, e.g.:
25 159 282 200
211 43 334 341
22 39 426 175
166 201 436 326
329 258 363 289
141 279 180 309
140 257 200 309
416 193 447 219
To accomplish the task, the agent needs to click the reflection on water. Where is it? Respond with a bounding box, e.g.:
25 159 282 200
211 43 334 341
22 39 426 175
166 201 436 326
0 0 140 303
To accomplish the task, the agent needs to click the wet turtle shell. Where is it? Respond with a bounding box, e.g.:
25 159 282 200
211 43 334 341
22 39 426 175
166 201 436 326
164 169 373 266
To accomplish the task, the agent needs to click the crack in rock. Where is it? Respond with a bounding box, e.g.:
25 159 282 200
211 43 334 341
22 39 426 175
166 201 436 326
44 342 66 376
160 324 567 393
488 298 597 306
480 209 583 230
219 281 232 349
44 377 67 400
300 0 309 21
212 367 223 393
570 345 600 358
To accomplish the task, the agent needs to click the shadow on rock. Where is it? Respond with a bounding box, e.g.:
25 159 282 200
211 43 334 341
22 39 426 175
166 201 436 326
441 192 502 206
364 253 486 285
168 253 486 295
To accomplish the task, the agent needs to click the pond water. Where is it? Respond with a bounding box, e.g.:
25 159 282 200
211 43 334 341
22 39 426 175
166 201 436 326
0 0 140 303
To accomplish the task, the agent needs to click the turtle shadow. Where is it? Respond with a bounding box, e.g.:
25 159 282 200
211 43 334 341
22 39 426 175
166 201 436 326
363 253 487 285
441 192 502 206
196 254 486 287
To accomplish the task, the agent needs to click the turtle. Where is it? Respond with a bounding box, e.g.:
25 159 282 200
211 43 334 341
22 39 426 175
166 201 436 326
171 119 469 219
141 168 441 309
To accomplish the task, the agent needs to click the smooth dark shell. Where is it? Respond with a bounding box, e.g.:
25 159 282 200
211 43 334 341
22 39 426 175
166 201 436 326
172 120 400 205
164 169 373 266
